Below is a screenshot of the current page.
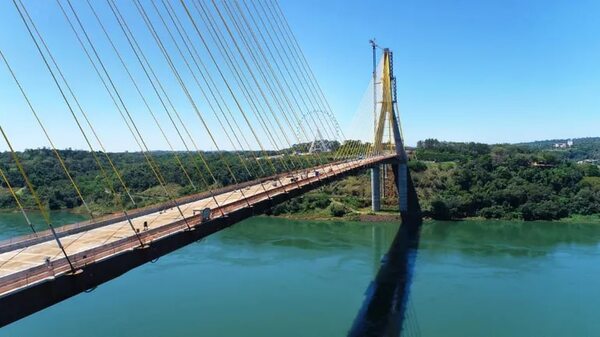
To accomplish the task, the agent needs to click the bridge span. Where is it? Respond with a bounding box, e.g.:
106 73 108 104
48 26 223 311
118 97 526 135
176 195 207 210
0 154 396 327
0 0 419 331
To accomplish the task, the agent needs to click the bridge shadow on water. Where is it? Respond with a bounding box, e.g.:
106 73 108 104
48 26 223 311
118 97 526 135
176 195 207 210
348 172 423 337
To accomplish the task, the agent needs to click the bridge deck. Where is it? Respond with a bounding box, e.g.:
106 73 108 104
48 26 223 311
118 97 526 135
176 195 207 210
0 155 393 299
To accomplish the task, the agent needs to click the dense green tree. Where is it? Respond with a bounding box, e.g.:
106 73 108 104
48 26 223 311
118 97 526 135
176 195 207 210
430 198 451 220
329 203 348 217
414 139 600 221
1 140 598 223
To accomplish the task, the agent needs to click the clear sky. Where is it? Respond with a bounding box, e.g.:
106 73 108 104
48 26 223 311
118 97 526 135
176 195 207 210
284 0 600 145
0 0 599 151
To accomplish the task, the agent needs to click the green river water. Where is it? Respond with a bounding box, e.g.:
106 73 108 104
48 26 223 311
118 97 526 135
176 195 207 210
1 213 600 336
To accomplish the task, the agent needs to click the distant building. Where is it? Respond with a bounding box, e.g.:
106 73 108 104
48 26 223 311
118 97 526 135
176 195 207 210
554 139 574 149
531 162 556 168
577 159 599 165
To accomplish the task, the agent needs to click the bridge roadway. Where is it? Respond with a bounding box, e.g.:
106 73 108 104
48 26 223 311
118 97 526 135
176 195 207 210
0 154 395 323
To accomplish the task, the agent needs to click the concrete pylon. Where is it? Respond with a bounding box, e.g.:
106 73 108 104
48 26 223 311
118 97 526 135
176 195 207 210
371 166 381 211
397 163 408 212
391 115 408 213
371 48 409 213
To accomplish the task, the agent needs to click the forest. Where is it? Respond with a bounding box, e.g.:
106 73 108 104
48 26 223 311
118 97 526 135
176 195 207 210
271 137 600 221
0 148 330 213
412 138 600 220
0 137 599 222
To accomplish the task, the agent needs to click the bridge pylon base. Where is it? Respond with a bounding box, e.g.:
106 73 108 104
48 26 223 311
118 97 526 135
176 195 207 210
371 166 381 212
397 163 408 212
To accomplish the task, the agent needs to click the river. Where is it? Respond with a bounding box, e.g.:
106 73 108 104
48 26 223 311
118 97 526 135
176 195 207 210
1 214 599 336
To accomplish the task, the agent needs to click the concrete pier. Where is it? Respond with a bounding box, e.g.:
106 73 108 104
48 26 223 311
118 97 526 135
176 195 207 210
397 163 408 212
371 166 381 211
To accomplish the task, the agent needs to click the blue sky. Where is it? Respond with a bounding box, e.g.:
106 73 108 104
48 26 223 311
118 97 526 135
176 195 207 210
0 0 599 150
285 0 600 145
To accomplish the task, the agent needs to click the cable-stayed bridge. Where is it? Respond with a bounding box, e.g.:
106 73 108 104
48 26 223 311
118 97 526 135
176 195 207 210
0 1 420 335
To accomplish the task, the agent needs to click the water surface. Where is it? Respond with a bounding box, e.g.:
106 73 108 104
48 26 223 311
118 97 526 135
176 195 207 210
0 210 86 241
2 216 398 337
1 216 600 337
405 220 600 337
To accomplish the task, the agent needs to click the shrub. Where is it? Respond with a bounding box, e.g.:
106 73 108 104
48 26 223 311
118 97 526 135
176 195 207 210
408 160 428 173
479 205 506 219
329 203 348 217
429 199 451 220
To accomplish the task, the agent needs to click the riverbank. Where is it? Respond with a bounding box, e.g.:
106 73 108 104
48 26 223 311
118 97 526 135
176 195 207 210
0 204 598 226
267 212 401 222
266 208 600 224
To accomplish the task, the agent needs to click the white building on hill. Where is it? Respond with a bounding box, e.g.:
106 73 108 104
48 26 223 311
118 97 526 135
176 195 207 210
554 139 574 149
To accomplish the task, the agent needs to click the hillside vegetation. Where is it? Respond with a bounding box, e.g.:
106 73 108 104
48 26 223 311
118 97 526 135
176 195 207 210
0 149 328 214
517 137 600 161
412 139 600 220
0 138 598 223
272 138 600 222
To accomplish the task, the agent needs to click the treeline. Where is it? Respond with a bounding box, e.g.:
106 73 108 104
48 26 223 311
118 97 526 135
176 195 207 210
413 139 600 221
0 148 332 213
268 138 600 222
289 140 340 153
2 139 599 223
517 137 600 161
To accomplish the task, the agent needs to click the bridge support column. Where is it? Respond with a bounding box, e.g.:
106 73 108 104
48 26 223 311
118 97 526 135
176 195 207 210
382 164 388 201
397 163 408 212
371 166 381 212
